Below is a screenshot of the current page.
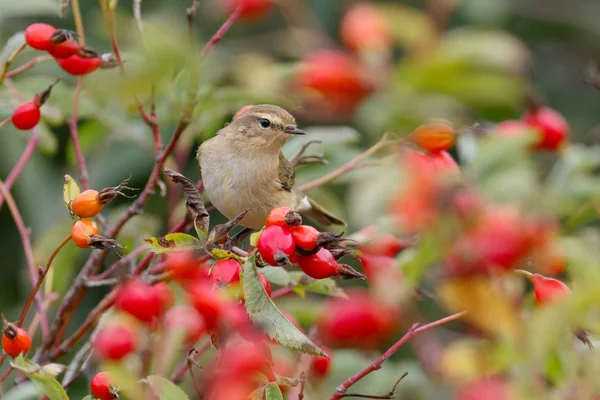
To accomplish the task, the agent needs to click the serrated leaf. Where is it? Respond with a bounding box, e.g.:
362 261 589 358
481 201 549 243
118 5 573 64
63 174 80 218
145 375 190 400
143 233 202 254
288 272 346 298
242 254 324 356
10 355 68 400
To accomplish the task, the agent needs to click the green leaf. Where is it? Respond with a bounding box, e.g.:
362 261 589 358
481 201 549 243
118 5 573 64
102 362 141 400
81 397 93 400
10 355 68 400
260 267 292 286
264 383 284 400
242 254 325 356
63 174 80 218
288 272 347 298
2 381 40 400
143 233 202 254
145 375 190 400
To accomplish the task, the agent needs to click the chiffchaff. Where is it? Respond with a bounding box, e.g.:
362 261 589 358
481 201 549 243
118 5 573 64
197 104 344 229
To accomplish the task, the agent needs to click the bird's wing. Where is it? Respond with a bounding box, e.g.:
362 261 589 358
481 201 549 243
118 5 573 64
277 152 295 192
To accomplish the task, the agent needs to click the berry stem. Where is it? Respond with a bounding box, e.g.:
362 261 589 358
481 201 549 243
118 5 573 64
5 55 53 80
328 310 467 400
0 178 49 338
17 234 72 328
298 133 397 192
0 118 8 129
69 77 90 190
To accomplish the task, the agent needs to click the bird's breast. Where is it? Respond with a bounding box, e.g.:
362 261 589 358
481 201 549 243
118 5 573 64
199 143 293 228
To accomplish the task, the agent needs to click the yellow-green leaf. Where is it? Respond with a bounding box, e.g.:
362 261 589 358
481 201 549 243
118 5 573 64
143 233 202 254
63 174 80 218
10 355 68 400
145 375 190 400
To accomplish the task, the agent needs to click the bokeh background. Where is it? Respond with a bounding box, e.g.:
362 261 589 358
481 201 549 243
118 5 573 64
1 0 600 398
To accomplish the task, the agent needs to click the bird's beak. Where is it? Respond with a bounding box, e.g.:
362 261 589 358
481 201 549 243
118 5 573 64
284 126 306 135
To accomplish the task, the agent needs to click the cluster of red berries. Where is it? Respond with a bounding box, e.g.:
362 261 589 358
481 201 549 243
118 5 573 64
496 105 570 151
257 207 364 280
1 319 32 358
296 3 392 114
24 23 108 76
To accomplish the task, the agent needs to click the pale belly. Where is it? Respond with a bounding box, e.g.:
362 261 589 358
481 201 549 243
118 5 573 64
200 152 296 229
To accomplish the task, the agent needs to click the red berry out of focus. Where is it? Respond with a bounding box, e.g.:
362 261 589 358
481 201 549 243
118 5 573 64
55 54 101 75
297 247 339 279
318 289 399 349
456 378 512 400
115 279 162 324
94 322 137 360
257 225 296 266
188 282 230 330
2 323 32 357
11 101 41 130
164 306 206 344
310 346 332 378
90 372 117 400
425 150 460 175
522 106 569 151
166 252 210 283
297 50 371 113
529 274 571 307
24 23 56 51
153 282 175 314
222 0 273 20
340 2 392 52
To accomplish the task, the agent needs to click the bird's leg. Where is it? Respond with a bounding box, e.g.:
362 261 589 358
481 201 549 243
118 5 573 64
225 227 255 250
290 140 328 169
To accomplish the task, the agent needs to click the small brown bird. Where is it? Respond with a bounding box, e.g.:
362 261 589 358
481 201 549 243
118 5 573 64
197 104 344 230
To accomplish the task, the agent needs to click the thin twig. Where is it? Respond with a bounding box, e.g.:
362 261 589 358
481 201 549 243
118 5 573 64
297 134 394 192
5 55 52 80
61 341 92 387
339 373 408 399
200 6 242 56
187 348 203 398
69 77 90 190
93 245 148 280
272 287 295 300
329 311 466 399
298 372 306 400
71 0 85 45
0 179 49 337
171 340 211 384
17 234 72 327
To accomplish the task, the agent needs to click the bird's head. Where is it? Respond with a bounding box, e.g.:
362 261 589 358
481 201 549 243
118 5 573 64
221 104 305 152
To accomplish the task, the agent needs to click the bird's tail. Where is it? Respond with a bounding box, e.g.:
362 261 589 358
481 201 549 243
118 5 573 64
304 197 346 227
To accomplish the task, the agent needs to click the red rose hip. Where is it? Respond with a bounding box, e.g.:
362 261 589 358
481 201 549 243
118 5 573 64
522 106 569 151
90 372 117 400
2 322 32 357
24 23 56 51
257 225 296 266
94 322 137 360
114 278 162 324
11 101 41 130
55 54 101 75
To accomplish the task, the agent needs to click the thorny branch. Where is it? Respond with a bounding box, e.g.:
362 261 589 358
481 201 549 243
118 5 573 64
329 311 467 400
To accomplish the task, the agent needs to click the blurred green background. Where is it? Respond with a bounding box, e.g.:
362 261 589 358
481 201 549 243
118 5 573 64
1 0 600 398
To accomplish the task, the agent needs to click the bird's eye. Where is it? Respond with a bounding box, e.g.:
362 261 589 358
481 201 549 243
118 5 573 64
259 118 271 128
